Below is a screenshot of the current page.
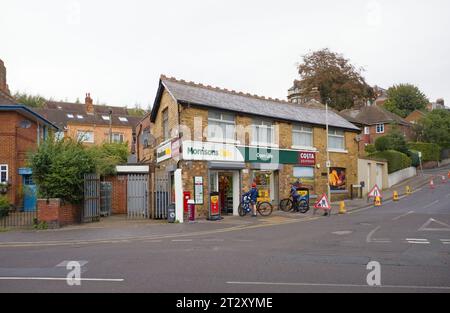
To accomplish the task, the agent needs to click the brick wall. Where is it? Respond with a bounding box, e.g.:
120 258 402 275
37 199 81 228
104 175 127 214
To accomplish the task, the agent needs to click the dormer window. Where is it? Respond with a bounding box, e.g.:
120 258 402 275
102 115 110 121
67 114 74 119
77 115 84 119
119 117 128 122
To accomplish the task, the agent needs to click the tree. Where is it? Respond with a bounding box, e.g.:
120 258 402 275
414 109 450 148
13 92 47 108
88 142 129 176
384 84 428 118
296 49 374 111
374 129 408 154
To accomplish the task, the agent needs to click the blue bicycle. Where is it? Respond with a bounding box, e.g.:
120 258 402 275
238 195 273 217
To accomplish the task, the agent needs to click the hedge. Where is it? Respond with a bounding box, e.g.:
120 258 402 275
407 142 441 162
407 150 421 167
369 150 412 174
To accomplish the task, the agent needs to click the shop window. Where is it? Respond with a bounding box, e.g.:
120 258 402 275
292 125 313 148
329 167 347 192
293 167 315 193
0 164 8 183
207 111 236 143
253 171 273 200
328 128 345 150
252 119 275 146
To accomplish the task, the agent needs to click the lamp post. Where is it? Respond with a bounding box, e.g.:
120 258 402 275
325 99 331 206
109 109 113 143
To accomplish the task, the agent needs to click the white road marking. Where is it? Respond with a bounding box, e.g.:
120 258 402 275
56 260 88 267
423 200 440 210
406 238 430 244
419 218 450 232
202 239 224 242
0 277 124 282
226 281 450 290
171 239 193 242
366 226 381 243
332 231 353 235
440 239 450 244
144 240 163 243
392 211 414 221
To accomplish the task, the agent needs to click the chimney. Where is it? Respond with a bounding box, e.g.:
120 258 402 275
85 93 94 114
309 87 321 102
0 59 10 95
436 98 445 108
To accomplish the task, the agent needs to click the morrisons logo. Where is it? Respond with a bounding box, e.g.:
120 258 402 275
187 147 219 157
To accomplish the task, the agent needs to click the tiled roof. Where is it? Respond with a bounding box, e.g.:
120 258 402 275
153 75 359 131
340 105 410 126
38 101 143 130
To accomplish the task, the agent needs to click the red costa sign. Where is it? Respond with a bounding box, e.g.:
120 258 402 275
299 151 316 166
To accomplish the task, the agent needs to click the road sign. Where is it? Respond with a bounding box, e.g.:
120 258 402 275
368 184 383 198
314 193 331 211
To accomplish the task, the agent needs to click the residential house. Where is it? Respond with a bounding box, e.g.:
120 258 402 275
38 94 141 152
139 75 361 219
427 98 445 111
340 104 413 154
0 60 58 210
405 110 426 125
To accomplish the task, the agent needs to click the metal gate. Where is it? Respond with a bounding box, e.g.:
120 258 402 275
127 174 149 219
83 173 100 222
100 182 112 217
155 173 169 219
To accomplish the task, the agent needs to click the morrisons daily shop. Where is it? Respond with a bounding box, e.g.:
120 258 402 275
146 76 360 219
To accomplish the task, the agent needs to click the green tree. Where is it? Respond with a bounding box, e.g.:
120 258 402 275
296 48 374 111
13 92 47 108
374 129 408 154
88 143 129 176
414 109 450 148
384 84 428 118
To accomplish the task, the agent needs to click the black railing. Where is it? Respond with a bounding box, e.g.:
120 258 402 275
0 209 37 229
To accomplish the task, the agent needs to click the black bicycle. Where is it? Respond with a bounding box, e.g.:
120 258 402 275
279 195 309 214
238 195 273 217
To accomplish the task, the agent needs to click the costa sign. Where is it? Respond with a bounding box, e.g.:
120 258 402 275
299 151 316 166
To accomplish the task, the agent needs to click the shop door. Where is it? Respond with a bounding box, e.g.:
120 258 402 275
218 173 234 215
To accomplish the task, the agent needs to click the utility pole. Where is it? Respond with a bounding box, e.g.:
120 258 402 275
325 100 331 206
109 109 113 143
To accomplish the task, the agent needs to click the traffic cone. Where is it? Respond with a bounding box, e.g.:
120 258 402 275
430 179 435 189
339 201 347 214
393 191 399 201
442 176 447 184
448 171 450 179
374 196 382 207
406 186 412 195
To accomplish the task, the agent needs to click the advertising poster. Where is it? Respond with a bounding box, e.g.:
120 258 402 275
329 167 347 191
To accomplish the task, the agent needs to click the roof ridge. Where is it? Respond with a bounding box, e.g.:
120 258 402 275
160 74 292 105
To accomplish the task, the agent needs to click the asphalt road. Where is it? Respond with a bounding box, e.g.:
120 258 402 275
0 167 449 293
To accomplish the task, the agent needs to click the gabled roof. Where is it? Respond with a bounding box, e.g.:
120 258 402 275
38 101 142 130
151 76 360 131
0 104 58 129
340 105 411 126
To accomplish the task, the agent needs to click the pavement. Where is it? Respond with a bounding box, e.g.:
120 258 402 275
0 165 449 293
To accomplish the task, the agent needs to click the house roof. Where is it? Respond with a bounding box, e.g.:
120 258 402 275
339 105 411 126
0 104 58 129
151 75 360 131
38 101 142 130
0 89 16 105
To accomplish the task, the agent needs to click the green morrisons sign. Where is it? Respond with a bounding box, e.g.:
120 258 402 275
182 141 315 165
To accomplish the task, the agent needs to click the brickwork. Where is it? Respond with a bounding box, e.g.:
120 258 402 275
37 199 81 228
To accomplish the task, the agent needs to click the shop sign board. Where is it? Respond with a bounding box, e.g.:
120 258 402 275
193 176 204 205
156 141 172 163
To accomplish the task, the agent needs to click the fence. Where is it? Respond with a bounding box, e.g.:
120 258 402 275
0 209 37 229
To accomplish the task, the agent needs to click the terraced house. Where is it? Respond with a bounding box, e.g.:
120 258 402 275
141 76 361 219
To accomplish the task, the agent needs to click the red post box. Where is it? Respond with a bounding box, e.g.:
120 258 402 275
183 192 191 213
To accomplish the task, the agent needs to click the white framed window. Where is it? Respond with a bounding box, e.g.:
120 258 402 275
102 115 110 121
55 131 65 141
293 125 313 148
77 130 94 143
119 117 128 122
0 164 8 183
364 127 370 135
328 128 345 150
207 111 236 143
67 114 74 119
112 133 124 143
252 119 275 146
376 123 385 134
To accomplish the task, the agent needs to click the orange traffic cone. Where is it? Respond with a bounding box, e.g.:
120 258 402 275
430 179 435 189
374 196 382 207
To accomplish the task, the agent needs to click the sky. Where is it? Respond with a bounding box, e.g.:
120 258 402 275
1 0 449 109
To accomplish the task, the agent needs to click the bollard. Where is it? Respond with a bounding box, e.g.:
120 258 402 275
393 191 399 201
187 200 196 223
339 201 347 214
374 196 382 207
406 186 412 195
430 179 435 189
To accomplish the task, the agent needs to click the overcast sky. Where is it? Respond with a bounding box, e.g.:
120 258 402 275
1 0 449 108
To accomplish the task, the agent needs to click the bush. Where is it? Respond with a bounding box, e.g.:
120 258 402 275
375 136 390 152
407 142 441 162
374 130 408 154
0 196 10 218
369 150 412 173
407 150 421 167
365 144 376 154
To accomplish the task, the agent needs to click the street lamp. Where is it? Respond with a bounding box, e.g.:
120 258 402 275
109 109 113 143
325 98 331 207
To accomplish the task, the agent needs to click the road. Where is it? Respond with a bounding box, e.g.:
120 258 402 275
0 167 449 293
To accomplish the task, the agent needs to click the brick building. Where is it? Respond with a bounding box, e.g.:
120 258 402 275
340 104 413 154
405 110 426 125
0 90 57 209
37 94 141 152
139 76 361 219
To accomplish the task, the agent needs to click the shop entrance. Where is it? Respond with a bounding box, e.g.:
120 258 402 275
209 171 240 216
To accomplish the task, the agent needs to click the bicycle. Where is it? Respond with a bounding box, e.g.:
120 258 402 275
279 195 309 214
238 195 273 217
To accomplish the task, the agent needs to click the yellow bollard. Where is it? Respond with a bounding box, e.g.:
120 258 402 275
406 186 412 195
374 196 382 207
339 201 347 214
393 191 399 201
